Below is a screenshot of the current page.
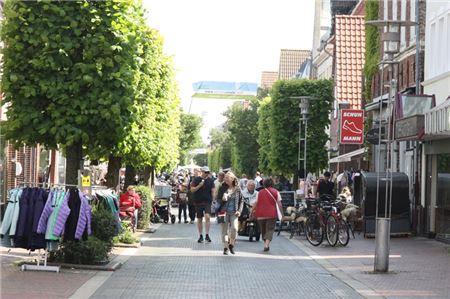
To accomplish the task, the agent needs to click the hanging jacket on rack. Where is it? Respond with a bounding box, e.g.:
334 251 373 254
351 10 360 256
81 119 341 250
36 191 55 234
30 188 49 250
0 188 22 247
75 191 92 240
13 188 49 250
55 188 78 240
45 191 67 241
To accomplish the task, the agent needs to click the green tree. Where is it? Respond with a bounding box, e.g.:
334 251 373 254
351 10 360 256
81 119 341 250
257 97 272 174
1 1 142 184
224 102 259 176
267 79 333 183
364 0 380 102
178 112 203 165
207 127 232 171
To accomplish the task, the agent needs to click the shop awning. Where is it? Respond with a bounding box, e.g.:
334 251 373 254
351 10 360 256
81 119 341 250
329 148 365 163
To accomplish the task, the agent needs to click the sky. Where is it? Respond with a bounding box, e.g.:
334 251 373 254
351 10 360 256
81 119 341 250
143 0 315 111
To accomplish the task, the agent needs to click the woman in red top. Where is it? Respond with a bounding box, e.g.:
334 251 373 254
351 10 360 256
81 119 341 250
119 186 142 227
254 178 282 252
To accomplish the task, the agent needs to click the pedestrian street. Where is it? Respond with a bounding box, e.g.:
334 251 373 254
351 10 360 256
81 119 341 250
90 217 363 299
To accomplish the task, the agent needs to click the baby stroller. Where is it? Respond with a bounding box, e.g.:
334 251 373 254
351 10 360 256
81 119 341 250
238 202 260 242
152 198 176 224
152 185 176 224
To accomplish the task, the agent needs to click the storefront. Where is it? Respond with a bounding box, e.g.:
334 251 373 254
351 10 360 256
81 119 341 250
423 98 450 243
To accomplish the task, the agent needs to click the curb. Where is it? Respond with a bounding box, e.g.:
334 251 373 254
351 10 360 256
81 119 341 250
15 258 123 272
282 232 385 299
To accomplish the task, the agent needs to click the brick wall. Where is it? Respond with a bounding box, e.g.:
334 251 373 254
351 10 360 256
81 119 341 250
5 142 38 193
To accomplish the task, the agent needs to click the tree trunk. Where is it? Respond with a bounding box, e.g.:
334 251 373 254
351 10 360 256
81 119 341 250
65 142 83 186
143 165 151 187
150 166 155 187
106 154 122 189
124 164 137 192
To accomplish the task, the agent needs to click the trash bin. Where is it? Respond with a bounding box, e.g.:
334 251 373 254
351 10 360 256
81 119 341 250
353 171 411 236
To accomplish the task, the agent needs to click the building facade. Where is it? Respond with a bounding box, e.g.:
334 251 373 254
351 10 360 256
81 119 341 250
422 1 450 243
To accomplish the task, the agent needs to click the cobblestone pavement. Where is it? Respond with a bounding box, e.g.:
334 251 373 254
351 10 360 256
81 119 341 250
291 231 450 299
90 220 364 299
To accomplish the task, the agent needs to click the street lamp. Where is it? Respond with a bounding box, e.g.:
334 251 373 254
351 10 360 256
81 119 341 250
291 96 315 191
366 19 416 273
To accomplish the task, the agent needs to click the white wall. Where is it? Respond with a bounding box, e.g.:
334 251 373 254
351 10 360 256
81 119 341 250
423 1 450 103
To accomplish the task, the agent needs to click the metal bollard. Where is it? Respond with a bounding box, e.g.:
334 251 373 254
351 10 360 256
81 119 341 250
374 217 391 272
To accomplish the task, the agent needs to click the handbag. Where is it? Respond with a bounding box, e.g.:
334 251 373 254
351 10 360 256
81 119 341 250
217 211 226 224
266 189 283 221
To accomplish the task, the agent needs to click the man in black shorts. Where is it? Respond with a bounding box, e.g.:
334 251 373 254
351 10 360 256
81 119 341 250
190 166 215 243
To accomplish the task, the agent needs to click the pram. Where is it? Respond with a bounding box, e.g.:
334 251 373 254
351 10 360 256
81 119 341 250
152 185 176 224
238 202 260 242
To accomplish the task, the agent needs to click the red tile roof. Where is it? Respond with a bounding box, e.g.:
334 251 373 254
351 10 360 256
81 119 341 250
260 71 279 89
335 15 365 110
278 49 311 80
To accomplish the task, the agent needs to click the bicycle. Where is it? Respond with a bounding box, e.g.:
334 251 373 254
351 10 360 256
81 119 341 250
325 199 350 247
305 199 335 246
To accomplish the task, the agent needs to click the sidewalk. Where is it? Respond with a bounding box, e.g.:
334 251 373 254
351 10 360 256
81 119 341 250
289 232 450 298
0 236 142 298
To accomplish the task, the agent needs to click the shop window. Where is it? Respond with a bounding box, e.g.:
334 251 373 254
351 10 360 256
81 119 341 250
57 151 66 185
38 148 50 184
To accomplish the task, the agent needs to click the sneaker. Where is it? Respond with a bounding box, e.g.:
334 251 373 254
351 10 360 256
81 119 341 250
184 220 189 223
205 234 211 243
178 219 181 223
223 248 228 255
228 244 235 255
190 220 194 224
197 235 204 243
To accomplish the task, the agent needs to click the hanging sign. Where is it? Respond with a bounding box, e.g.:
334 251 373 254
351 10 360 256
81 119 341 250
81 175 91 187
340 109 364 144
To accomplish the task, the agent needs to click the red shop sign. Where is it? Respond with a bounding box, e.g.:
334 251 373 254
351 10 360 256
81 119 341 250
340 109 364 144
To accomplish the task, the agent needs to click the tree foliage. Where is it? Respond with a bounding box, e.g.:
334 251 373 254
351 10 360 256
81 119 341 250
257 97 272 174
1 0 181 181
178 112 202 165
1 1 139 150
207 127 232 172
364 0 379 102
265 79 333 176
223 102 259 176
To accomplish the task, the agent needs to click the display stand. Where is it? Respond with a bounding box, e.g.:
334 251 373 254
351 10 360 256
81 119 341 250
21 249 60 273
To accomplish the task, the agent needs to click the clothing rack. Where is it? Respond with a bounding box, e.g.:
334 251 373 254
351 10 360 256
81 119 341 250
14 182 66 273
21 249 60 273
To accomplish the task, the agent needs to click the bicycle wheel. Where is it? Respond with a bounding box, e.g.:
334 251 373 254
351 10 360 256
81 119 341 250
289 222 297 239
326 214 338 247
305 215 323 246
338 220 350 246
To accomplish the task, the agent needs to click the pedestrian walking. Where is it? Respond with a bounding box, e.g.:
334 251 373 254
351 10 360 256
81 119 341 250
216 171 243 255
190 166 215 243
177 183 189 223
254 178 282 252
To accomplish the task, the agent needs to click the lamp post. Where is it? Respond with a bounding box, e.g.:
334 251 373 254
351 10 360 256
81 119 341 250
291 96 314 191
366 19 416 273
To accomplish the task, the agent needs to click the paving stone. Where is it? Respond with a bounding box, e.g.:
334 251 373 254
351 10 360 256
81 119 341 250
91 220 362 299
